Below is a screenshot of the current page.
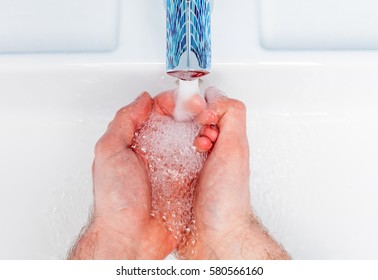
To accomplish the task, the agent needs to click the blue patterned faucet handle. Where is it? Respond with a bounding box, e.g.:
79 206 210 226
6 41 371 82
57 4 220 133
166 0 211 80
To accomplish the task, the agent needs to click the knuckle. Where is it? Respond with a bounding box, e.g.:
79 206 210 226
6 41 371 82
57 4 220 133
94 136 111 156
115 106 129 118
94 139 104 155
229 99 247 112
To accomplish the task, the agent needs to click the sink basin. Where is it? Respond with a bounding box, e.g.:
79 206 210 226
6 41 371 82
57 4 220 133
1 0 378 259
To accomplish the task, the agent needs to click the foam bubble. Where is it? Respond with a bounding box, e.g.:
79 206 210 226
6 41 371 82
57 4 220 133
204 86 227 107
132 111 208 258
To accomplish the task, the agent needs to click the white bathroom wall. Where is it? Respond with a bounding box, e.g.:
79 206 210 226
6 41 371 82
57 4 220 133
0 0 378 259
259 0 378 50
0 0 119 53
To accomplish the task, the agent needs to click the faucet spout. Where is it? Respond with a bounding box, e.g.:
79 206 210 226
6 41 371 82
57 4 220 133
166 0 212 80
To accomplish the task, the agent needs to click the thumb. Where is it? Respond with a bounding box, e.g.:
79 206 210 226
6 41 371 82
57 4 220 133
95 92 153 157
204 87 248 149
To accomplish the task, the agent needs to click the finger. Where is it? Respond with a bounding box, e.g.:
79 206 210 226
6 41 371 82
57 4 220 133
200 126 219 142
194 136 213 152
155 89 207 122
204 87 248 147
95 92 153 156
194 125 219 152
204 86 229 116
184 93 207 115
153 89 176 116
195 108 219 125
195 86 225 125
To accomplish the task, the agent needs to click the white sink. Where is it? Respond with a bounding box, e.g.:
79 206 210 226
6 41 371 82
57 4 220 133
1 0 378 259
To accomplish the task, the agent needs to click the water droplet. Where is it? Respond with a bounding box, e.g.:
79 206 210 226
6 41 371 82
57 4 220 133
191 238 197 246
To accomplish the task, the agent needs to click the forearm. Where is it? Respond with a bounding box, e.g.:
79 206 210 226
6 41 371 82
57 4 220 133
235 218 291 260
195 216 290 260
68 222 137 260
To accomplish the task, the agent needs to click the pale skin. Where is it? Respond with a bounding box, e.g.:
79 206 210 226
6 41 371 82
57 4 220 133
68 89 290 260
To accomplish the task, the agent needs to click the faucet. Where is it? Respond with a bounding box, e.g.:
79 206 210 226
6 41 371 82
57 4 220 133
166 0 212 81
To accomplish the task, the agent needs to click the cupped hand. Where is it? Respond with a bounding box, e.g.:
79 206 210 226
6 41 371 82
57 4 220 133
69 93 177 259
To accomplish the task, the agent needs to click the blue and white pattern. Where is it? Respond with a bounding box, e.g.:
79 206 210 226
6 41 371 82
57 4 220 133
166 0 211 73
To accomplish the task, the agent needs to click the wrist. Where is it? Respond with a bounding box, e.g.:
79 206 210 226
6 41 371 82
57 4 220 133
193 214 290 260
193 215 257 259
197 215 290 260
68 219 138 260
